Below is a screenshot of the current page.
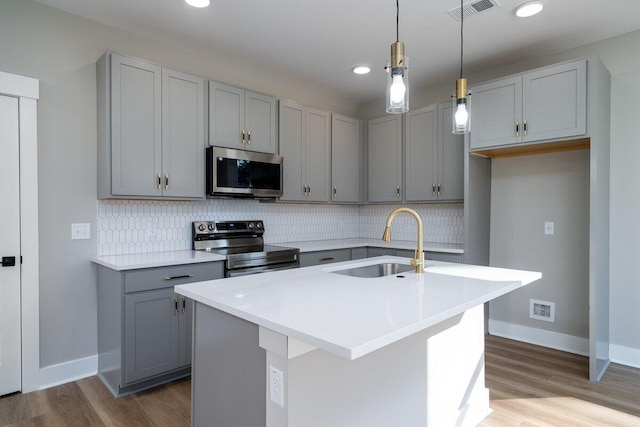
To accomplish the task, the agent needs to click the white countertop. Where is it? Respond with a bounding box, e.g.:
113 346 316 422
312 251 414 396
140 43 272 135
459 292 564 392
91 239 463 270
279 238 463 254
175 256 540 360
91 250 226 270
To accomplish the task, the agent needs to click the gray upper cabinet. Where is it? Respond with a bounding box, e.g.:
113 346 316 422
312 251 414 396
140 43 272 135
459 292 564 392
279 100 331 202
97 52 205 200
97 261 223 396
405 105 438 201
331 114 361 203
470 59 587 150
162 69 206 199
437 103 464 200
209 81 277 154
368 115 402 202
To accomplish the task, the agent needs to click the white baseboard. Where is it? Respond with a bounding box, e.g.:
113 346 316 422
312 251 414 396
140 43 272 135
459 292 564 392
488 319 589 356
610 344 640 369
39 354 98 390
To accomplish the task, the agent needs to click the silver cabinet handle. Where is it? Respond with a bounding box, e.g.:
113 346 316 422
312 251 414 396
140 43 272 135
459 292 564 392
164 274 194 281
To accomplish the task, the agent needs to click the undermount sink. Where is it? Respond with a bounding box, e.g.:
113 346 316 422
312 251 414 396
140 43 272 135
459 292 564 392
332 262 414 278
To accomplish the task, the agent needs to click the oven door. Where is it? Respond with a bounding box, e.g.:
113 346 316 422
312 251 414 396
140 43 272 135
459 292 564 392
225 262 299 278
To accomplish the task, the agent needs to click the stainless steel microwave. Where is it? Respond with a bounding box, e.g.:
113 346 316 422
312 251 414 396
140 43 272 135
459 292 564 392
206 146 283 198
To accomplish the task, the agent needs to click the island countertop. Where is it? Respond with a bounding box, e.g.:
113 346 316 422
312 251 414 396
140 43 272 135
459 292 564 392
175 256 540 360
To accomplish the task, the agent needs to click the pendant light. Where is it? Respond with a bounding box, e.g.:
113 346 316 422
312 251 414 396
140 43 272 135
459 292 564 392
386 0 409 114
453 0 470 134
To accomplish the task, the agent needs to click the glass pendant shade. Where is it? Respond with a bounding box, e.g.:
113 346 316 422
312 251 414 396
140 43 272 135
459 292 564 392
386 41 409 114
452 78 470 134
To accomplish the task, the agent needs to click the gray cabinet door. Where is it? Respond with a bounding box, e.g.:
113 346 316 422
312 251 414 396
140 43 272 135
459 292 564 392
405 105 438 201
469 76 522 150
368 115 402 202
437 103 464 201
305 108 331 202
522 60 586 142
208 81 244 150
178 296 192 368
162 69 205 198
331 114 361 203
279 100 306 201
245 90 277 154
110 54 162 197
125 288 178 384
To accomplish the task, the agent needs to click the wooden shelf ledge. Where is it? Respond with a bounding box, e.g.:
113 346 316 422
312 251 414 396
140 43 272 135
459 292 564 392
471 138 590 158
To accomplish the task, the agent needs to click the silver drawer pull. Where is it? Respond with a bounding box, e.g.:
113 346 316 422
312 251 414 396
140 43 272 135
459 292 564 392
319 257 335 262
164 274 194 281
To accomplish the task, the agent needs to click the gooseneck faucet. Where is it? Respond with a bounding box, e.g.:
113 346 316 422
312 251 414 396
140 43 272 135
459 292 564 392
382 207 425 274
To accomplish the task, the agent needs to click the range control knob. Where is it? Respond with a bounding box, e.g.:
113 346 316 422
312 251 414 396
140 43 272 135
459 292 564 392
197 224 206 231
207 223 215 231
256 222 263 229
248 222 255 229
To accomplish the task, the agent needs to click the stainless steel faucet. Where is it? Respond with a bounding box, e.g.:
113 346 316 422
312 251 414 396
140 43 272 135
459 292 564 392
382 207 425 274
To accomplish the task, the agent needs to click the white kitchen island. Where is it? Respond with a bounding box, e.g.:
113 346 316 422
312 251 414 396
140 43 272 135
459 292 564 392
175 256 541 427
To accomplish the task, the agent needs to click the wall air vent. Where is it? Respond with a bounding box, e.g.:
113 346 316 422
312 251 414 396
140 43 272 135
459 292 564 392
448 0 500 21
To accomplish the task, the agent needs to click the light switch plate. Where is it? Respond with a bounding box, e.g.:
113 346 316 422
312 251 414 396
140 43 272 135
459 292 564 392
544 222 554 235
71 223 91 240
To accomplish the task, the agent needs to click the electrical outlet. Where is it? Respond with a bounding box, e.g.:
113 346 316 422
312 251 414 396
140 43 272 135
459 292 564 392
71 223 91 240
269 365 284 407
544 221 554 235
529 298 555 322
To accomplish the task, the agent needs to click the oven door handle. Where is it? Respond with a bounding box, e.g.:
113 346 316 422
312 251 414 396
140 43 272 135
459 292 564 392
226 263 299 278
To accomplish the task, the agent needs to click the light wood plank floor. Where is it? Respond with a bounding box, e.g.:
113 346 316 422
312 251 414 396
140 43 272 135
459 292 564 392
1 335 639 426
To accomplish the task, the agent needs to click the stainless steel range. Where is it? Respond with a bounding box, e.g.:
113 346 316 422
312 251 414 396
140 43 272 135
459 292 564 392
192 220 299 277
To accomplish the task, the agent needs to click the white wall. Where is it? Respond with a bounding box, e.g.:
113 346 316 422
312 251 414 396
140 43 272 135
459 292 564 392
0 0 464 376
488 150 590 341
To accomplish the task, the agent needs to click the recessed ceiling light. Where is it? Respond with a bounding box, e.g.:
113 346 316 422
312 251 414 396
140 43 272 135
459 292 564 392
515 1 544 18
353 65 371 75
185 0 210 8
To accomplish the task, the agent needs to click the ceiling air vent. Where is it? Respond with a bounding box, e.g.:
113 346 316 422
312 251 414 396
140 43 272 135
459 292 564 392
448 0 500 21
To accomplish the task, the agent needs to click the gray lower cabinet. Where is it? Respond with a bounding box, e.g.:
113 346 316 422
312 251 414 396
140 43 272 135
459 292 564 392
386 248 463 263
350 247 367 260
299 248 351 267
366 247 396 257
279 99 331 202
97 261 223 396
97 52 205 199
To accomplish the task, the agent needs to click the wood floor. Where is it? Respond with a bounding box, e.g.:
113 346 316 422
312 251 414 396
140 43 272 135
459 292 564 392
1 335 639 426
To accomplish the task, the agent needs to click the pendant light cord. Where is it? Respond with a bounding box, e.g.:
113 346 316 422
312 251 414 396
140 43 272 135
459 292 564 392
460 0 464 79
396 0 400 42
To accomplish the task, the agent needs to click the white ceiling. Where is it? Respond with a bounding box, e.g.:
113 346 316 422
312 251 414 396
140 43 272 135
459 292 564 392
33 0 640 105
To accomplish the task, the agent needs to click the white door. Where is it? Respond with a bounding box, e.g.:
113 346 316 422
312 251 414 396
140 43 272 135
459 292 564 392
0 94 21 395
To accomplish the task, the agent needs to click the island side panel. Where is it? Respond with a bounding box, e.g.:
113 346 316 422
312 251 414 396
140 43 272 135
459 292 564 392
265 305 488 427
191 302 266 427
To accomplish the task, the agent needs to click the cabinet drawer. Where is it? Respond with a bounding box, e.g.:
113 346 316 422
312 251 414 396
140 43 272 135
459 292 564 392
367 247 396 257
300 249 351 267
396 249 463 263
425 252 463 263
124 262 224 293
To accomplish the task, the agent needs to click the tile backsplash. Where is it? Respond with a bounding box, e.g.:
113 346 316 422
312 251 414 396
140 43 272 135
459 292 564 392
97 199 463 256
